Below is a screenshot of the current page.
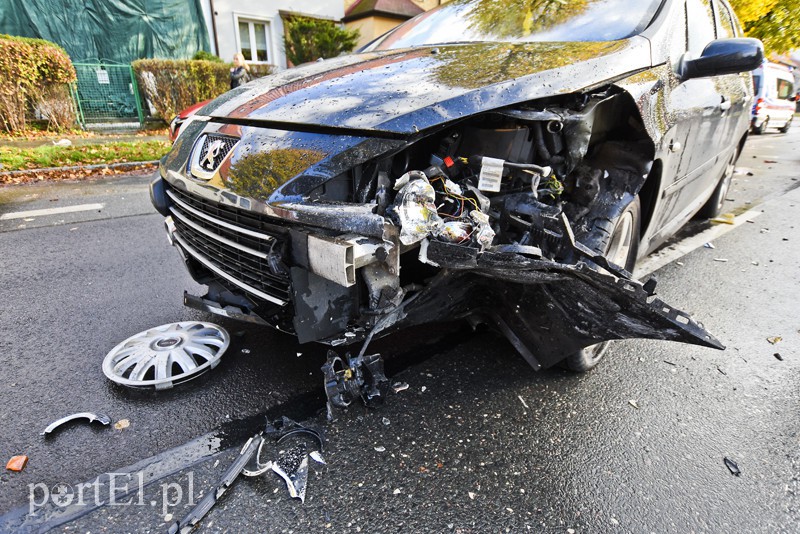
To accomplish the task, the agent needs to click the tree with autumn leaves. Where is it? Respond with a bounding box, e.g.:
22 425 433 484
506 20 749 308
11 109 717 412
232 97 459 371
729 0 800 54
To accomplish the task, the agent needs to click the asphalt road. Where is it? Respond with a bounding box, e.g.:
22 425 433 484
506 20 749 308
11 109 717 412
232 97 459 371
0 126 798 532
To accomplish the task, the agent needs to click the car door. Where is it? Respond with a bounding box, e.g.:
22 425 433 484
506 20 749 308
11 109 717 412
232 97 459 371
652 0 729 237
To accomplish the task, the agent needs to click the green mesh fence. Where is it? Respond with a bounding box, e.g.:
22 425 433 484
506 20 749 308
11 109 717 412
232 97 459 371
72 62 144 127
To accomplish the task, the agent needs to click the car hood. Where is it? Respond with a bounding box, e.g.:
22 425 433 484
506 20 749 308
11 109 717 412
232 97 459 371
205 38 652 135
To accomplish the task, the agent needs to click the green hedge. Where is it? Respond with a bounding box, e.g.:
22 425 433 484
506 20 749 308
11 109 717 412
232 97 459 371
132 59 274 122
0 34 77 132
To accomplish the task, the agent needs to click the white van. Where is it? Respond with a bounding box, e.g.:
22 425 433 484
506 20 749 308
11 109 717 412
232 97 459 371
751 62 796 134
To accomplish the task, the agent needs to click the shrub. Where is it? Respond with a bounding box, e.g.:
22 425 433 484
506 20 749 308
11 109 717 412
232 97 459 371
132 59 274 122
192 50 223 63
283 17 359 66
0 35 77 132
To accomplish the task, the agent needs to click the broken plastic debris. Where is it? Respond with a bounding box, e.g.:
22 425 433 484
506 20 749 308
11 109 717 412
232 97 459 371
309 451 326 465
470 209 496 250
704 242 716 249
6 455 28 472
767 336 782 345
468 491 476 500
517 395 530 409
713 258 728 262
392 382 409 393
774 353 783 361
272 453 309 503
41 412 112 436
374 446 386 453
114 419 130 430
169 433 262 534
322 351 389 414
724 457 741 476
241 348 251 354
710 213 735 225
393 488 401 495
392 177 443 245
382 417 391 426
628 400 639 409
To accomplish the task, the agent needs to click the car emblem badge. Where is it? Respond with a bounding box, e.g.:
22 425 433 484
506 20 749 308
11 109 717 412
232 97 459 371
190 135 238 180
202 139 225 170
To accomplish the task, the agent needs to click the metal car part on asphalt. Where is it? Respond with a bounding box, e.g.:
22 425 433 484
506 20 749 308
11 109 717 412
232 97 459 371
41 412 112 436
102 322 229 390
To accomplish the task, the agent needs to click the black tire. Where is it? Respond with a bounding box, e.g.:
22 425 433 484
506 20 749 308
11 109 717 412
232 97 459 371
561 196 641 372
698 148 736 219
753 117 768 135
779 116 792 134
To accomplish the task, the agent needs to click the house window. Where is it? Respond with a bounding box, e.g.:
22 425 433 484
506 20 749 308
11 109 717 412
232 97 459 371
237 19 271 63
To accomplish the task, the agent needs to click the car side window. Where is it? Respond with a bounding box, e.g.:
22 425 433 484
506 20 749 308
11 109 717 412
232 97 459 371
777 79 795 100
713 0 736 38
686 0 717 57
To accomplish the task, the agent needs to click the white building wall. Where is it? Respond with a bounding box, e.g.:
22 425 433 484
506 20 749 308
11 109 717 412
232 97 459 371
199 0 344 69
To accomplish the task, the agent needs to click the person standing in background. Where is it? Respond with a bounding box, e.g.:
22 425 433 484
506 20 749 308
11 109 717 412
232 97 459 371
230 52 251 89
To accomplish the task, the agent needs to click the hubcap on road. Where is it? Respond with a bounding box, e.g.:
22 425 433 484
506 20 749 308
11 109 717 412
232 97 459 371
102 322 230 390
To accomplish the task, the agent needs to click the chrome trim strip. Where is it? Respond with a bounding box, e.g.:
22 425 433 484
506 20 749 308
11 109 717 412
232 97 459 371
172 233 287 306
166 189 274 242
168 206 268 260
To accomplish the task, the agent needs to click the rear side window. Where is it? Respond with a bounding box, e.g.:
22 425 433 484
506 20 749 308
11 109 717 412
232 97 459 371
777 78 795 100
687 0 716 57
752 74 762 94
713 0 736 38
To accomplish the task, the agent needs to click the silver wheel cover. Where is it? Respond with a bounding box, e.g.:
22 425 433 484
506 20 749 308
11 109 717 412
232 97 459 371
102 322 229 390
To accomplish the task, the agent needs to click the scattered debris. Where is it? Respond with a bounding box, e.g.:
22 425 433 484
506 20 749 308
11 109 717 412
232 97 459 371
710 213 735 225
468 492 476 500
751 261 759 266
392 382 409 393
52 138 73 147
6 455 28 472
713 258 728 262
382 417 391 426
114 419 130 430
393 488 401 495
420 386 427 393
763 160 777 164
704 242 716 249
309 451 326 465
168 433 263 534
676 261 684 266
322 351 389 416
767 336 782 345
724 457 741 476
241 348 251 354
663 360 676 366
774 353 784 361
102 322 229 390
41 412 112 436
717 367 727 376
628 400 639 409
374 446 386 453
517 395 530 409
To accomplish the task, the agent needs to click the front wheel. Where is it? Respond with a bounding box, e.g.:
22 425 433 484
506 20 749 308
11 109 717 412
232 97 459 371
561 196 641 372
698 149 736 219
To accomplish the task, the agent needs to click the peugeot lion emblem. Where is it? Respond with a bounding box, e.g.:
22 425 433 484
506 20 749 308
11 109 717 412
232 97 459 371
203 139 225 170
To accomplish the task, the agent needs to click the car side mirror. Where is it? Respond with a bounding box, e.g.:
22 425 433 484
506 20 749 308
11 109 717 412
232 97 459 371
682 38 764 81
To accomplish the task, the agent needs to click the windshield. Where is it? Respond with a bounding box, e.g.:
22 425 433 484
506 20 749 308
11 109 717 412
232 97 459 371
364 0 663 51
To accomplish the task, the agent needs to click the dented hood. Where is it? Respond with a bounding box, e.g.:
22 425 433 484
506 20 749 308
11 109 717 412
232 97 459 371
204 38 652 135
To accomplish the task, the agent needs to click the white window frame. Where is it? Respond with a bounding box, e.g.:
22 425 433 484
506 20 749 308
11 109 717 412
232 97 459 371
233 14 273 64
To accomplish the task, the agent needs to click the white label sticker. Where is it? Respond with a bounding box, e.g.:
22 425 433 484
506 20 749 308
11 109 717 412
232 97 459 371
478 157 504 192
96 69 110 84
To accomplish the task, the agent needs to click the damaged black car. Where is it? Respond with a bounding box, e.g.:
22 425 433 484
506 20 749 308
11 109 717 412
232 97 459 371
150 0 762 372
